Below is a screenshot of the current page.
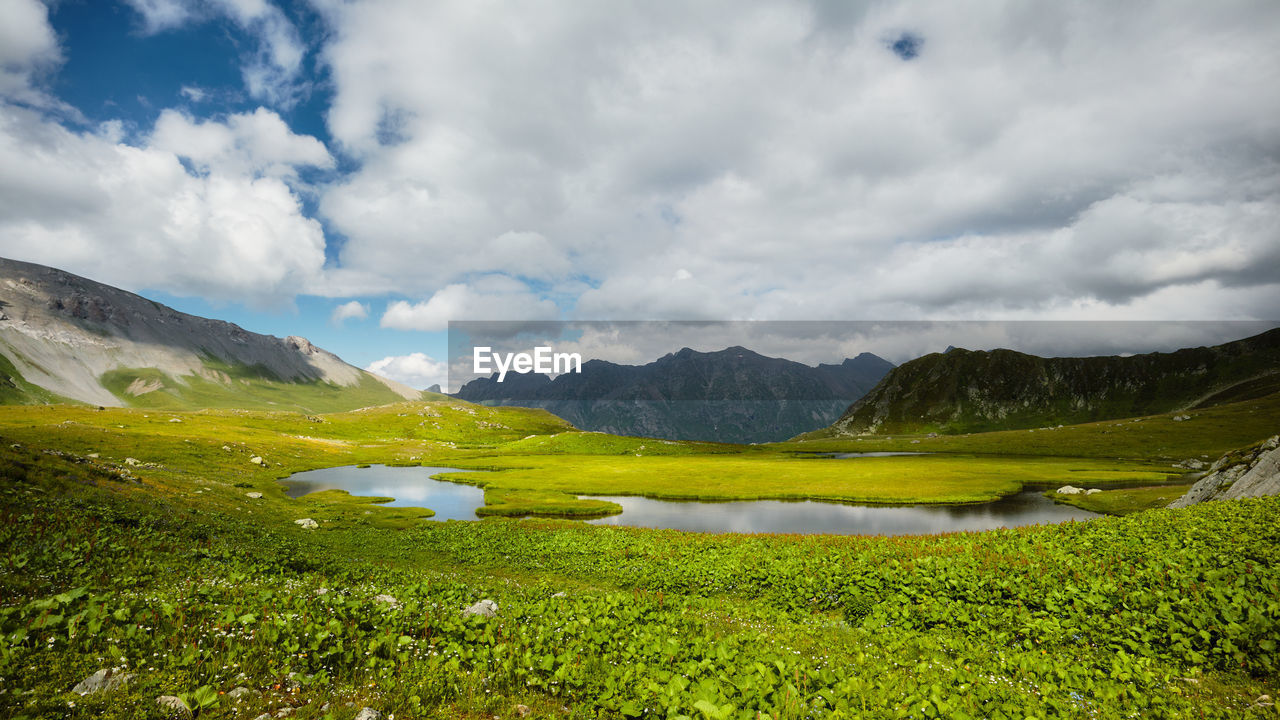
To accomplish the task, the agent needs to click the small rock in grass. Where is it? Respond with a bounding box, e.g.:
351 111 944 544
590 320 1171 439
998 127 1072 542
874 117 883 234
294 518 318 530
1084 489 1102 495
169 418 182 423
374 594 399 607
463 599 499 617
222 446 232 451
1056 486 1083 495
73 667 134 695
156 695 192 717
250 456 264 465
354 708 382 720
551 591 567 598
124 457 140 466
246 492 263 499
253 715 271 720
515 704 532 716
86 452 99 458
275 708 295 718
228 686 253 700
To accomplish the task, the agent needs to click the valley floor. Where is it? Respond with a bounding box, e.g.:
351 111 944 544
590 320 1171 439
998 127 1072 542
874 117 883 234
0 398 1278 718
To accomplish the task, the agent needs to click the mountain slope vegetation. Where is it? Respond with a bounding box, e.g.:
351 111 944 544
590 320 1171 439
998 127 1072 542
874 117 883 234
819 328 1280 436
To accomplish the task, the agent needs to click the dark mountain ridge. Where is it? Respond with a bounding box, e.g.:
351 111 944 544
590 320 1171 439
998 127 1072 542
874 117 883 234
456 346 894 443
820 328 1280 436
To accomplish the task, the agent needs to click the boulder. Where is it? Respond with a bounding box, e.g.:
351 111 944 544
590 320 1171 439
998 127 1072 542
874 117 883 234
1056 486 1083 495
156 695 192 717
463 599 499 618
294 518 318 530
72 667 134 695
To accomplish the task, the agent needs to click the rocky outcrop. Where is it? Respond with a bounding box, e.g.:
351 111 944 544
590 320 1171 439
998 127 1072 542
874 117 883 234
1169 436 1280 508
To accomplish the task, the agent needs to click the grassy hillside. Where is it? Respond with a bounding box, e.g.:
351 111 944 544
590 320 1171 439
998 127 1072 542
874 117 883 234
1 411 1278 718
825 328 1280 435
792 390 1280 461
99 362 420 414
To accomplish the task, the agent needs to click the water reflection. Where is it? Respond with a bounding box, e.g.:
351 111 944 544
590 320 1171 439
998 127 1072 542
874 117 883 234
283 464 1101 535
583 490 1099 535
282 465 482 521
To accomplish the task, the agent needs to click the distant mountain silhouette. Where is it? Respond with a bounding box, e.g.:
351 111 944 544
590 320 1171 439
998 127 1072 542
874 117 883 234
455 346 894 443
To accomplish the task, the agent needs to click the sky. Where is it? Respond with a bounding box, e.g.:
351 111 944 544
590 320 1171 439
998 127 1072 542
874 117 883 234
0 0 1278 391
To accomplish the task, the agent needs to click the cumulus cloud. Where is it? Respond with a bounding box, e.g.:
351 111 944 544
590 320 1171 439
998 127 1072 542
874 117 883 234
311 0 1280 321
365 352 448 390
150 107 333 178
330 300 369 325
381 275 561 332
0 0 64 108
0 103 328 307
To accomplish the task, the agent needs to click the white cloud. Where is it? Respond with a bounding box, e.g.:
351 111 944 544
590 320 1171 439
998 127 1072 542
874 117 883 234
365 352 447 390
330 300 369 325
0 0 63 107
120 0 193 32
122 0 307 106
311 0 1280 322
179 85 207 102
150 107 333 178
381 276 560 332
0 104 328 307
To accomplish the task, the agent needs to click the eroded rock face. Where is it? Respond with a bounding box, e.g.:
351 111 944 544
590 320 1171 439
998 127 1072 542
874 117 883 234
1170 436 1280 508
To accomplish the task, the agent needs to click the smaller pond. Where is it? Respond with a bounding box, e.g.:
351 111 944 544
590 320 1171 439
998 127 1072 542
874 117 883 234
582 490 1099 535
282 465 482 521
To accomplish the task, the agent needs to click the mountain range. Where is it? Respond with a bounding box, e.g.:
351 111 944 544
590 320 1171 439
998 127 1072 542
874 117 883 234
0 257 424 413
455 346 894 443
816 328 1280 436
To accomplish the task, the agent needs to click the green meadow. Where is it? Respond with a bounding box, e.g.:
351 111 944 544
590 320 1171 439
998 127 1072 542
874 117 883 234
0 393 1277 717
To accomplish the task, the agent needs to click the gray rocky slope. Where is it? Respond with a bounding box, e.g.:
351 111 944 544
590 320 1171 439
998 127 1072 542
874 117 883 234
1169 436 1280 508
0 256 418 406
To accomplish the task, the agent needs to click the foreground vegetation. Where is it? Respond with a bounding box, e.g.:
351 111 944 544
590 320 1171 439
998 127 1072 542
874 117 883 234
1 438 1278 719
0 394 1278 717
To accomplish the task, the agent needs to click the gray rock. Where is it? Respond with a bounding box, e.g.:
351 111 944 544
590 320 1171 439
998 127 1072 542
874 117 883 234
1220 443 1280 501
1056 486 1083 495
1171 436 1280 508
156 695 192 717
72 667 134 695
1084 489 1102 495
355 708 382 720
254 715 271 720
551 592 567 598
124 457 140 466
275 708 295 718
245 492 263 499
228 686 253 700
250 456 265 465
294 518 318 529
463 599 499 617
